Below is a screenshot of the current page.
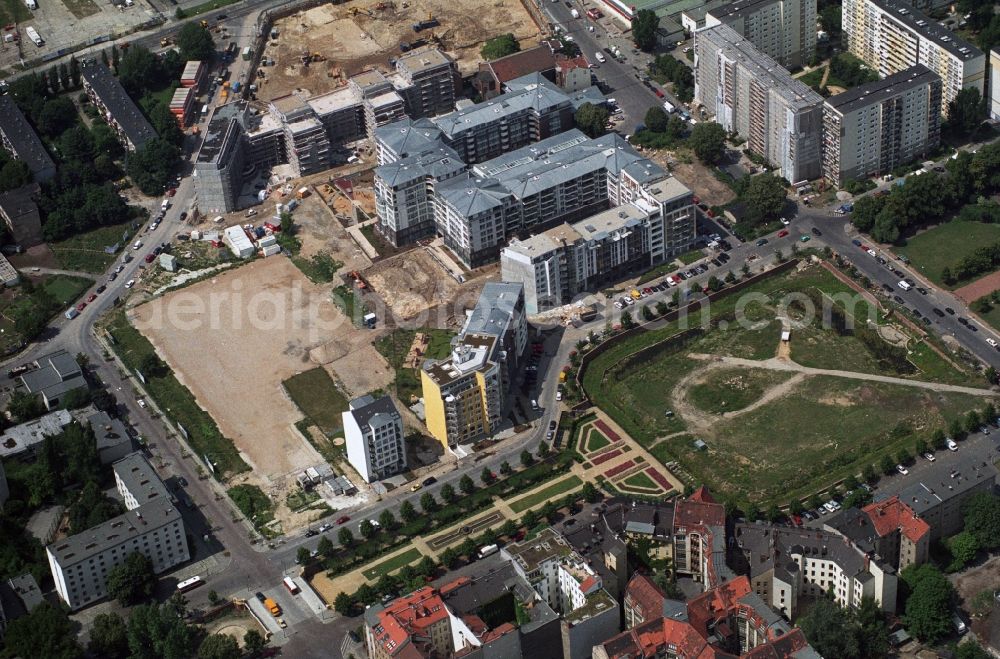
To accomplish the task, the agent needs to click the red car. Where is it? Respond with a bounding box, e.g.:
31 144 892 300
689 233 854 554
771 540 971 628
166 188 177 197
654 88 665 98
86 293 97 303
642 287 653 295
76 302 87 312
777 229 789 238
792 514 803 526
144 253 156 263
336 516 351 525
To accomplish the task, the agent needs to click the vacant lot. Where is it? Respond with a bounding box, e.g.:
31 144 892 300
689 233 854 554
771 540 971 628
364 248 485 322
374 328 455 404
50 221 131 274
687 368 794 415
899 222 1000 288
283 367 350 435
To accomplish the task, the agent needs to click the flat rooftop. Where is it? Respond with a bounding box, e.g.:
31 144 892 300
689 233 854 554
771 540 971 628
872 0 983 61
825 64 939 114
196 102 245 164
0 409 73 458
396 47 453 75
574 203 648 242
505 223 583 259
422 334 498 386
503 528 574 574
113 452 171 507
47 498 181 566
307 86 362 116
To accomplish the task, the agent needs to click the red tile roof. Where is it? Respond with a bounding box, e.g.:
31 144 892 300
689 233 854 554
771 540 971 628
686 577 753 638
556 54 590 71
862 496 930 543
689 485 718 504
624 573 666 623
372 586 450 657
485 45 556 85
673 497 726 530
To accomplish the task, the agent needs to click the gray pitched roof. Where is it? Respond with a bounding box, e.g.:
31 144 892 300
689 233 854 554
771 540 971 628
433 77 572 138
0 96 55 180
348 395 400 429
81 61 157 149
374 144 464 187
374 117 443 159
436 175 513 216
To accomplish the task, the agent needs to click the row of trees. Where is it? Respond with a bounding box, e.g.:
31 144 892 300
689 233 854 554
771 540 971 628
650 54 693 102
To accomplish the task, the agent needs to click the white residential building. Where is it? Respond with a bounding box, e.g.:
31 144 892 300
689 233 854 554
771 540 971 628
990 48 1000 121
47 453 189 610
705 0 817 69
842 0 985 117
343 394 406 483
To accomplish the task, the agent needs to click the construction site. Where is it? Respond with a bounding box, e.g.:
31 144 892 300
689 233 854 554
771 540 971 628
257 0 541 101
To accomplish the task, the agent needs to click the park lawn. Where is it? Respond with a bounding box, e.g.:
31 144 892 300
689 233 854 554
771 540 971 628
139 85 179 116
374 328 456 403
791 325 900 375
621 471 657 490
907 341 981 387
899 222 1000 288
798 67 825 89
361 547 422 581
42 275 92 306
583 425 611 452
105 310 248 478
686 368 795 415
50 221 132 274
679 375 983 503
283 367 350 435
509 475 582 513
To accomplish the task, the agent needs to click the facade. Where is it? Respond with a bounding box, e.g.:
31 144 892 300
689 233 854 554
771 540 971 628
826 497 930 570
555 55 593 93
990 48 1000 121
0 184 43 248
842 0 985 117
705 0 817 69
822 65 942 185
421 283 525 448
80 61 157 152
694 24 824 182
47 453 189 610
0 95 56 183
888 458 997 542
393 48 461 118
502 528 619 659
595 576 820 659
19 350 87 410
501 177 694 313
343 394 406 483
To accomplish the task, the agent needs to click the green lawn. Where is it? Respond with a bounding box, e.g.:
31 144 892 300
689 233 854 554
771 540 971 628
907 341 980 387
374 328 456 404
50 221 132 274
899 222 1000 288
798 67 824 89
139 85 178 116
687 368 794 415
361 548 422 580
509 476 582 513
620 472 657 490
282 367 350 435
583 425 611 452
42 275 92 306
676 248 705 265
106 311 249 478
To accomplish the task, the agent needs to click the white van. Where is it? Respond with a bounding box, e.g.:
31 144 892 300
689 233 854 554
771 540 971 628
952 613 967 635
897 280 912 291
594 51 606 63
160 199 170 211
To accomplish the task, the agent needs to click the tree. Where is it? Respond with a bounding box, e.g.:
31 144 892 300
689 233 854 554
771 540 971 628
459 474 475 495
317 535 333 556
334 592 354 616
127 138 179 195
656 300 669 316
117 46 166 95
788 498 803 515
338 527 354 547
400 501 418 522
499 461 512 476
440 483 456 503
931 428 947 450
36 97 79 137
641 304 655 321
106 551 156 606
582 481 602 503
895 448 910 465
7 389 45 422
481 33 519 60
950 417 965 439
855 596 890 659
126 598 197 659
243 629 267 657
798 597 859 659
689 122 726 164
742 174 786 226
59 125 95 163
957 639 992 659
177 23 216 62
297 546 312 564
69 480 124 534
947 87 985 136
808 493 823 511
913 438 929 456
632 9 659 51
843 474 859 492
360 519 377 539
378 509 396 531
3 602 83 659
901 564 955 643
149 101 184 147
520 449 534 467
862 464 878 484
89 612 128 658
574 102 610 138
440 546 460 569
645 106 669 133
198 633 240 659
965 409 982 432
521 509 539 528
0 158 31 192
946 531 979 572
420 492 438 513
879 454 895 475
620 310 636 330
963 492 1000 549
480 467 495 484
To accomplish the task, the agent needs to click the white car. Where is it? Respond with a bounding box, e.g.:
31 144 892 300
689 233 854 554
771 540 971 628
923 452 935 461
125 279 136 288
137 398 146 408
780 217 790 226
896 464 909 475
947 439 959 451
556 390 563 401
988 338 998 348
867 249 877 257
133 240 143 250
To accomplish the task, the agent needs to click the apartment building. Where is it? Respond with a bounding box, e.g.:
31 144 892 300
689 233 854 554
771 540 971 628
596 576 820 659
47 453 189 610
374 117 444 164
19 349 87 411
842 0 985 117
732 522 898 617
694 24 824 182
502 177 694 313
421 283 525 448
705 0 817 69
889 458 997 542
990 48 1000 121
269 95 332 176
0 183 43 248
80 61 157 152
822 64 941 185
827 496 931 570
502 528 619 659
307 86 367 147
393 47 460 118
0 95 56 183
475 44 558 99
343 394 406 484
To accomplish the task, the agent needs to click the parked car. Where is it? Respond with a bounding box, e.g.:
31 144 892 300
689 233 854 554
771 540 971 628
811 227 822 236
923 452 935 461
125 279 135 288
422 476 437 486
777 229 789 238
947 438 959 451
896 464 909 475
756 238 768 247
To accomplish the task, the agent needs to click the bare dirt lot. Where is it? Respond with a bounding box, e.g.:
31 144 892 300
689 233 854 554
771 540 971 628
648 151 737 207
953 270 1000 304
259 0 541 101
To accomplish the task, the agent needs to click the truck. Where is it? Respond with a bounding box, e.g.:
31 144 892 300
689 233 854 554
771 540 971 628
570 8 580 18
663 100 675 113
25 26 43 46
264 597 281 616
477 544 499 559
241 46 252 61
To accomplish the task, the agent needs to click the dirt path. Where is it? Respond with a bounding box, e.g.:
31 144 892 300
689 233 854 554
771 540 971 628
820 65 830 88
687 353 998 396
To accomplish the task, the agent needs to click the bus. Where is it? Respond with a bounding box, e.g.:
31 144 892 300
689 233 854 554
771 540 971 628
177 576 204 593
283 576 300 594
477 544 499 559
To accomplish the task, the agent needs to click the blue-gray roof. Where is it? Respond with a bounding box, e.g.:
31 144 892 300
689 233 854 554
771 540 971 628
0 96 55 181
463 282 522 338
374 144 464 187
434 77 572 138
436 175 513 216
374 117 443 159
81 61 157 149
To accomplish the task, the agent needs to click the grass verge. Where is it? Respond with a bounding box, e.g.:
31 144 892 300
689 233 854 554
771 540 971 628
50 221 132 274
374 328 456 403
361 548 422 580
509 475 582 513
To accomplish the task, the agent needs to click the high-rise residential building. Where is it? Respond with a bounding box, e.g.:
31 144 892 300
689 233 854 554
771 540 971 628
0 96 56 183
705 0 817 69
392 48 461 118
343 394 406 483
842 0 985 117
269 95 332 176
694 24 824 182
822 64 941 185
47 453 189 610
501 177 694 313
80 61 157 152
990 48 1000 121
421 283 525 448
